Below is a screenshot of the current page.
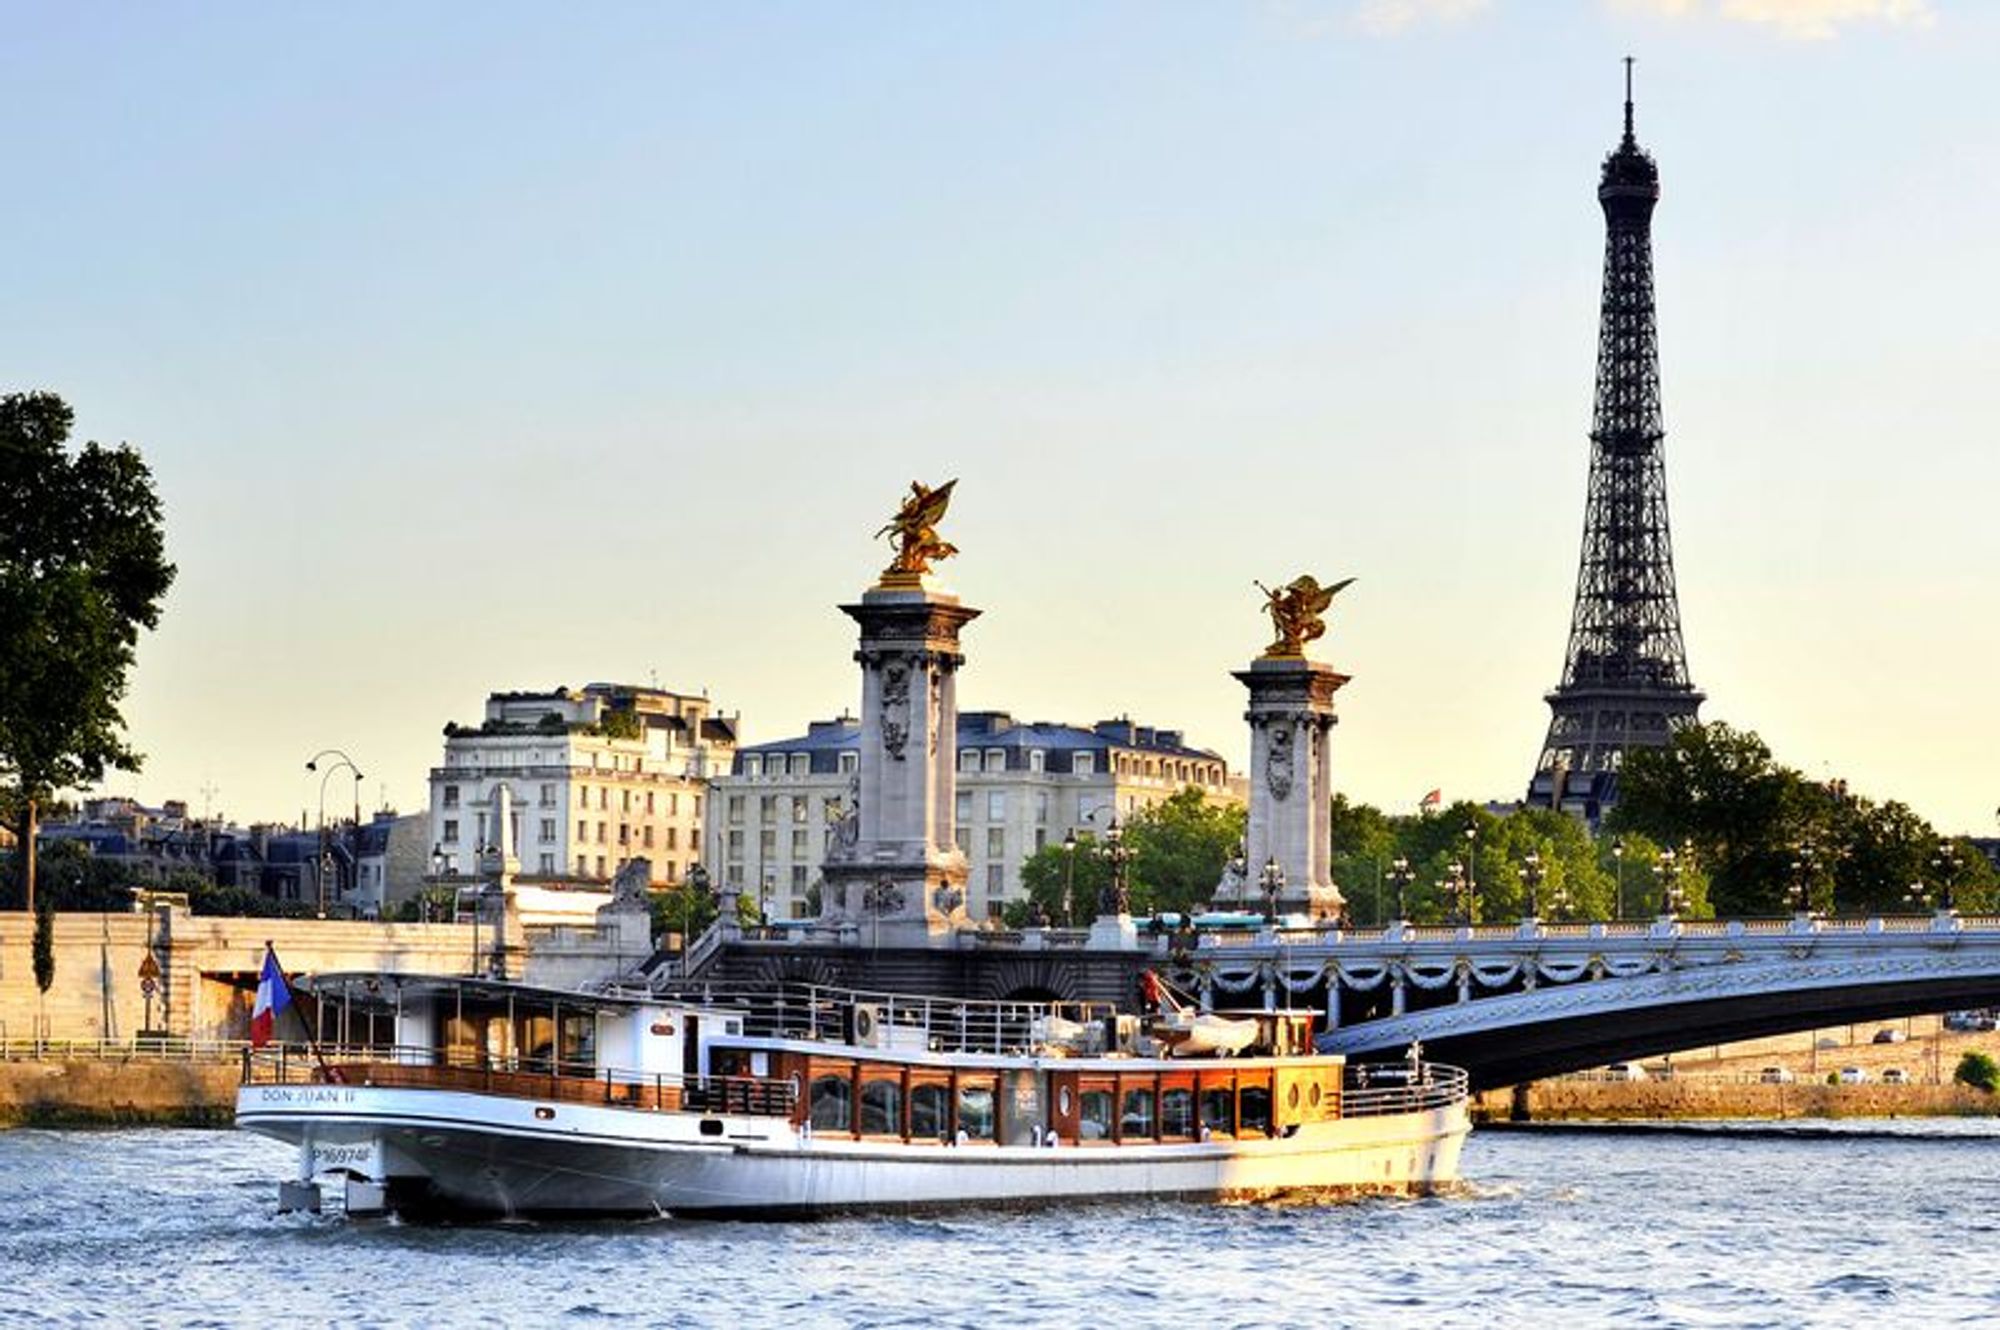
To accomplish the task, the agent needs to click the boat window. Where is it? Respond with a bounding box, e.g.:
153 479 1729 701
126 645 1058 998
1119 1086 1155 1140
859 1077 902 1136
956 1083 996 1142
910 1083 950 1141
1200 1086 1235 1137
1160 1087 1195 1138
809 1074 853 1132
1240 1085 1273 1136
1079 1090 1114 1141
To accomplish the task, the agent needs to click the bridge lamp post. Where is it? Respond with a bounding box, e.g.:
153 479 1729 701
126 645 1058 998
1446 859 1473 927
1463 823 1478 907
1932 841 1961 914
1387 856 1414 923
1654 846 1682 919
1903 881 1931 914
1611 839 1626 920
1258 857 1286 924
1060 829 1079 927
1546 880 1574 922
1518 851 1545 921
1100 818 1132 917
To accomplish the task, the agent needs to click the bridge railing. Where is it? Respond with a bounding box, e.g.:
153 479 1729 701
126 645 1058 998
1 1036 252 1063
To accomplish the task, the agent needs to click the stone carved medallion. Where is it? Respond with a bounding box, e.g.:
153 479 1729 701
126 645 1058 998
1267 724 1294 801
863 878 905 916
881 660 911 760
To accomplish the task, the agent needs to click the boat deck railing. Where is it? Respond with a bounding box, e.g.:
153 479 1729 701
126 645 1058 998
240 1044 797 1117
1341 1063 1470 1118
672 982 1120 1056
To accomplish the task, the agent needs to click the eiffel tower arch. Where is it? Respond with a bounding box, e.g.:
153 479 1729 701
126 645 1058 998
1529 63 1704 824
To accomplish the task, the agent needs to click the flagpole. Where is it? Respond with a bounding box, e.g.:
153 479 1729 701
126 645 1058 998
265 941 340 1084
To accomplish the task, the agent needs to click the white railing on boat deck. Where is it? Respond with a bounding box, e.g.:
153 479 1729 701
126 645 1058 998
239 1043 798 1117
680 982 1119 1056
1340 1063 1469 1118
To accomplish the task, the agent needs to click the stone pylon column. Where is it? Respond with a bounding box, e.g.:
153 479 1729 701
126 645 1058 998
1234 656 1348 921
820 582 980 943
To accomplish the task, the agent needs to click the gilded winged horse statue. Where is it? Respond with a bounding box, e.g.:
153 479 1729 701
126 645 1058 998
1255 574 1355 658
877 479 960 582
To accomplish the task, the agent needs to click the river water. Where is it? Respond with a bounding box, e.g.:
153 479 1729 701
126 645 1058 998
3 1121 1995 1328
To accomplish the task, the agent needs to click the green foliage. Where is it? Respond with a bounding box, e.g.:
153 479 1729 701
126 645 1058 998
1015 836 1112 927
31 898 54 994
647 881 720 942
595 708 642 741
1954 1052 2000 1093
1612 719 1990 916
1125 787 1246 917
0 392 176 912
190 880 315 919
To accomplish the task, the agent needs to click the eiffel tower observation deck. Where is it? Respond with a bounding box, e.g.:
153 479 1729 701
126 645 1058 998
1529 62 1703 824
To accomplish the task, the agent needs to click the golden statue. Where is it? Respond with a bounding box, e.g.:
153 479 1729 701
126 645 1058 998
1256 574 1354 658
876 479 960 584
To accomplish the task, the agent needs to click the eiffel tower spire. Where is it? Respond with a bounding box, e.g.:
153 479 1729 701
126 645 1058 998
1528 62 1703 823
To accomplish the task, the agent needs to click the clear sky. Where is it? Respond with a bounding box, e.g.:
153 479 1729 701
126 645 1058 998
6 1 1995 835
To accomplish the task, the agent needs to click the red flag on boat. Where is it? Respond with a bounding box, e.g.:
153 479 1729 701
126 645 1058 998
249 945 293 1048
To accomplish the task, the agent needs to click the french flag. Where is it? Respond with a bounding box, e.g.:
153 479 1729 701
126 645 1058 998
250 947 292 1048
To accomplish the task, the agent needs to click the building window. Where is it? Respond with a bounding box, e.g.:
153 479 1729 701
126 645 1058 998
540 819 556 842
959 749 979 773
954 828 970 856
790 754 809 776
1074 753 1095 777
1029 750 1045 773
577 819 588 842
621 790 631 812
791 864 808 892
791 829 808 858
984 749 1005 773
596 822 607 844
791 796 808 823
760 796 777 824
955 791 972 824
727 795 744 825
539 784 555 807
668 792 680 815
618 824 630 845
577 784 588 806
576 855 588 875
442 786 460 808
839 751 858 775
442 820 459 844
986 827 1005 860
693 795 702 818
538 853 555 873
745 755 763 778
645 792 655 814
1035 791 1049 823
643 826 655 848
594 856 606 878
986 864 1004 896
727 830 744 857
599 788 609 809
666 827 678 849
987 791 1006 821
759 829 776 857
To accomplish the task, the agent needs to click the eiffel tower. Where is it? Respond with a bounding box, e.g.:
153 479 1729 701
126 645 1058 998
1528 61 1703 823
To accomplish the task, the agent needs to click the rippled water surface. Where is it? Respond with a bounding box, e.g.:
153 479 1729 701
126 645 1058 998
4 1122 1998 1328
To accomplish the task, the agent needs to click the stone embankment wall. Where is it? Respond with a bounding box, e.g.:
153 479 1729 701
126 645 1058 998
0 1060 238 1127
0 909 478 1044
1475 1080 1999 1122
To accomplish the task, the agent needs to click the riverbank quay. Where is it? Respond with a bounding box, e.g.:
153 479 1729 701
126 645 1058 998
1473 1078 2000 1123
0 1043 238 1126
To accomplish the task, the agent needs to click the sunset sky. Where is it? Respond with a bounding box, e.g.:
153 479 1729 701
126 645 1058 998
5 1 1995 835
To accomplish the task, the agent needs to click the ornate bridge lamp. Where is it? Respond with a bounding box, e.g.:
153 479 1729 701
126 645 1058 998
684 862 711 956
1098 818 1132 918
1788 842 1818 919
1445 859 1474 927
1387 856 1415 923
1932 840 1962 914
1518 851 1545 922
1546 879 1575 922
1611 838 1626 920
1463 823 1479 909
1902 881 1932 914
1059 829 1079 926
1259 857 1287 924
1654 846 1686 919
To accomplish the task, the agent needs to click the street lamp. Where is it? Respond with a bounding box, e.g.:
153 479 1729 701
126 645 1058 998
1518 851 1544 921
1932 840 1961 913
1445 859 1473 926
426 843 448 922
1789 842 1817 917
1099 818 1131 917
1387 855 1414 922
1259 857 1286 923
1060 829 1078 927
1655 846 1686 919
1463 823 1478 906
1611 839 1626 920
306 751 363 918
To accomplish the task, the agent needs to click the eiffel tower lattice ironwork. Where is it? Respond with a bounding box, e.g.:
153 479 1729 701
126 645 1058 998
1529 61 1703 823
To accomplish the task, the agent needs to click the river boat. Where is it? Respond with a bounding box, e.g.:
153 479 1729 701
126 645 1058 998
236 975 1470 1219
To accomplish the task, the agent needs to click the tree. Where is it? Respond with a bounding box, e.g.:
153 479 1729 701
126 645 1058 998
31 897 54 995
0 393 176 913
1125 787 1246 917
1954 1051 1999 1093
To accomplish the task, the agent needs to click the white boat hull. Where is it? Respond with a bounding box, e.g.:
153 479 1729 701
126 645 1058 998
237 1083 1469 1218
